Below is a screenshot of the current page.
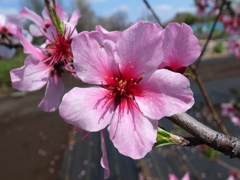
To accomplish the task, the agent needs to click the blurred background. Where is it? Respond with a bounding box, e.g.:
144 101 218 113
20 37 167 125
1 0 240 180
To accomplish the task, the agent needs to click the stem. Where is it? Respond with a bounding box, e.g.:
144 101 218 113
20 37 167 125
214 158 240 173
194 0 227 68
143 0 162 26
168 113 240 158
190 65 230 135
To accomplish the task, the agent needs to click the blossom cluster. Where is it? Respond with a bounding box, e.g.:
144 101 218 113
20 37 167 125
221 103 240 127
9 1 202 179
195 0 219 15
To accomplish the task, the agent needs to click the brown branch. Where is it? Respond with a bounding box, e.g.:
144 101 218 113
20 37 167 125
143 0 162 26
168 113 240 158
194 0 227 68
190 65 230 135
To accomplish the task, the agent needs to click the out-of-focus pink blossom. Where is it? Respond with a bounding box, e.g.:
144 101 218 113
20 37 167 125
0 13 23 36
196 0 218 15
168 172 190 180
229 39 240 59
221 103 235 117
0 13 31 58
221 102 240 127
196 0 209 14
20 2 81 36
59 20 194 159
158 23 201 75
227 171 240 180
230 116 240 127
219 15 240 35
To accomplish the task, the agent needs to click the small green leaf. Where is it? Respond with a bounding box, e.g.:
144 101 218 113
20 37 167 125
154 127 177 147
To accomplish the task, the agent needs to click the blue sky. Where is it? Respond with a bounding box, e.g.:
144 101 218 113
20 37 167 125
0 0 197 23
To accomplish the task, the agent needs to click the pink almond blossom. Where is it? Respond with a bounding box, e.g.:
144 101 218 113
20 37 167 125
221 103 235 117
168 173 190 180
158 23 201 75
230 116 240 127
59 20 194 159
229 39 240 59
0 13 31 58
10 25 75 112
20 1 80 36
219 15 240 35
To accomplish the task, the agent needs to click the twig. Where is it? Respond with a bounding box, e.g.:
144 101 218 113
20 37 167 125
194 0 227 68
168 113 240 158
214 158 240 173
190 65 230 135
143 0 162 26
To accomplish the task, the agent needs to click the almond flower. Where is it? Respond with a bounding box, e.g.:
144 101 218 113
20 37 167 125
10 25 75 112
158 23 201 75
59 20 194 159
0 13 32 58
229 39 240 59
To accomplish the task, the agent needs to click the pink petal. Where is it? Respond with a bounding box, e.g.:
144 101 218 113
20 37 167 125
227 175 235 180
108 104 158 159
168 174 179 180
16 28 45 59
38 74 64 112
10 55 50 91
59 87 114 132
182 173 190 180
159 23 201 70
135 69 194 120
29 24 43 36
41 7 52 25
69 10 81 26
20 7 45 27
114 20 163 78
100 130 110 179
55 3 68 21
72 31 117 84
96 25 121 43
0 45 16 58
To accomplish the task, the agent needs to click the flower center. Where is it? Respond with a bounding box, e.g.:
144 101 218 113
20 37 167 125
101 62 145 114
42 27 75 76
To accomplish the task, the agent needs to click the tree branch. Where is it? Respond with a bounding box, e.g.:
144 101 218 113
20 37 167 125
194 0 227 68
143 0 162 26
168 113 240 158
190 65 230 135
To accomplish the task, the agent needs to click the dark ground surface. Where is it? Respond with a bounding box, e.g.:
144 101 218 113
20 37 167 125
1 55 240 180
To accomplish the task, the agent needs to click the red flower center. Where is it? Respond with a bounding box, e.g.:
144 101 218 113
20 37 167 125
42 27 75 76
101 62 145 114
